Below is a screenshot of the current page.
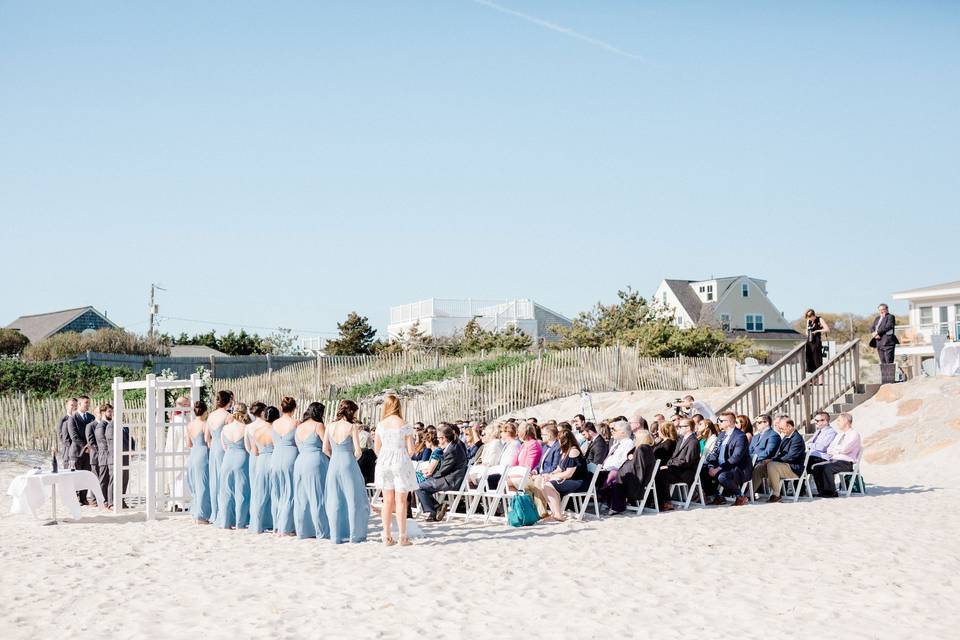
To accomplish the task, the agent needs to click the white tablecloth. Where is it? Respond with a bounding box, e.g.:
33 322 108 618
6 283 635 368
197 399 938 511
940 343 960 376
7 469 106 520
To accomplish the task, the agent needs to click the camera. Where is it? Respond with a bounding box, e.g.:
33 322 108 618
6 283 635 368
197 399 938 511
665 398 685 417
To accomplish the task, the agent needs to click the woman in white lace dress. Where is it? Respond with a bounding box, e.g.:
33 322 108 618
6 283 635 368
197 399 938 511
373 394 418 546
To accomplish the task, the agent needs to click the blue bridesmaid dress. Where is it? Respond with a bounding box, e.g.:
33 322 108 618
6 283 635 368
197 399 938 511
187 429 211 522
293 430 329 540
208 423 226 521
215 434 250 529
270 429 299 535
324 433 370 543
249 438 274 533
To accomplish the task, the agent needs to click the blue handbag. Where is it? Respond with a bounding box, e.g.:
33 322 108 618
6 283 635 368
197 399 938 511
507 493 539 527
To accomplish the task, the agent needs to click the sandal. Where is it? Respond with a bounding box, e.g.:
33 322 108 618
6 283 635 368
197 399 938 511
384 537 396 546
399 537 412 546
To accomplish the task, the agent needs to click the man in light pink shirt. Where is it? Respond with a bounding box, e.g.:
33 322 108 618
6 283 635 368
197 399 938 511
810 413 862 497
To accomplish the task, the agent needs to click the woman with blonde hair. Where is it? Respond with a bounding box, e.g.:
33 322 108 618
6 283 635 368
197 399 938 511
373 394 419 546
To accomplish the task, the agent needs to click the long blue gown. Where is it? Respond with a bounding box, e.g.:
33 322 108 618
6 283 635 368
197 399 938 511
187 430 211 522
293 430 329 540
215 435 250 529
270 429 299 535
249 438 273 533
208 424 226 521
324 434 370 544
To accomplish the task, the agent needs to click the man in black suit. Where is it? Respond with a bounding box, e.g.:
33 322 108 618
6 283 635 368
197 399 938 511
869 303 899 383
416 426 468 522
583 423 608 466
57 398 77 468
656 418 700 511
67 395 98 504
754 418 806 502
707 412 753 506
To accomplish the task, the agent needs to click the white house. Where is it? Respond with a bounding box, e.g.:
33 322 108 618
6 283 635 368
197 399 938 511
653 276 802 351
387 298 572 344
891 279 960 357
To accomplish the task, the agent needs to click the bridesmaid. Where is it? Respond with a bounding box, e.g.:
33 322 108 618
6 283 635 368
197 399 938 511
185 400 212 524
249 405 278 534
293 401 329 540
246 401 267 480
215 403 252 530
270 396 300 536
207 389 234 522
323 400 370 544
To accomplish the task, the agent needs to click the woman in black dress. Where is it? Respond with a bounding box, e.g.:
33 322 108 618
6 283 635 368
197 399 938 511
804 309 830 374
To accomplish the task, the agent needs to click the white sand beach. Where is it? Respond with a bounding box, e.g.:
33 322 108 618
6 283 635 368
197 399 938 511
2 379 959 640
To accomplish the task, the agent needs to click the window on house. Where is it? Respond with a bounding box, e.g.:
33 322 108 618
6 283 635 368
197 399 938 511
919 306 933 326
706 285 714 301
741 283 749 297
662 292 667 306
720 313 730 331
699 286 705 293
937 306 949 336
745 314 764 332
956 304 960 339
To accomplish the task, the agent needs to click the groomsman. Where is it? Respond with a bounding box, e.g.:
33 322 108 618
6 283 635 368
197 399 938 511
67 395 97 504
57 398 78 468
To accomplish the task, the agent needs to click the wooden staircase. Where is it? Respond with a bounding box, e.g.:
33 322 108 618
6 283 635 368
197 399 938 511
716 339 877 432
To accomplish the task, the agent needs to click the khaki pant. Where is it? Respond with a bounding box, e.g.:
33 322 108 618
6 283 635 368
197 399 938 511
765 462 798 497
525 476 549 518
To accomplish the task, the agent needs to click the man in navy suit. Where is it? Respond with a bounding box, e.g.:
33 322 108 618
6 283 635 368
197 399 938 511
707 411 752 506
748 415 781 463
754 418 806 502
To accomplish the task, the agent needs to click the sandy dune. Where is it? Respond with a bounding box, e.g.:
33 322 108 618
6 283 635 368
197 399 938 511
2 378 959 639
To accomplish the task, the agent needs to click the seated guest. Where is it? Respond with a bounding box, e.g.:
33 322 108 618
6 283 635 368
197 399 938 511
416 426 468 521
628 410 649 437
539 424 562 474
478 423 503 467
652 422 677 464
748 414 781 463
411 431 431 462
736 415 754 444
608 430 656 514
419 431 441 476
357 429 377 486
539 431 591 522
811 413 862 498
583 423 609 466
656 418 701 511
485 422 521 489
698 421 725 498
697 420 719 455
503 422 543 490
806 411 838 471
465 423 485 461
706 411 752 506
754 418 805 502
596 420 635 507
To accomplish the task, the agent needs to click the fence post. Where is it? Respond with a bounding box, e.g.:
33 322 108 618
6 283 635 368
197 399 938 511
145 374 157 521
19 392 27 452
86 349 92 365
267 353 273 380
615 343 621 391
314 355 320 399
209 355 216 379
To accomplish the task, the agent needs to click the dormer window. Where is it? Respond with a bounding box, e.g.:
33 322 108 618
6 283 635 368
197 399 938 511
706 285 714 302
741 282 749 297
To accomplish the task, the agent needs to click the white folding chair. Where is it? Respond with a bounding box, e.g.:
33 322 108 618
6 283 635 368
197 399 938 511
491 465 531 524
439 464 482 521
560 462 602 521
780 449 815 502
365 483 382 506
669 455 706 509
468 464 508 524
838 450 866 497
627 463 660 514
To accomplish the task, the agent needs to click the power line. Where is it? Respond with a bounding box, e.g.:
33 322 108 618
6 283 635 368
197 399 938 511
156 314 338 336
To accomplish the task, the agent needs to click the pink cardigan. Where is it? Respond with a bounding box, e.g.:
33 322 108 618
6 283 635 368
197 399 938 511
515 438 543 470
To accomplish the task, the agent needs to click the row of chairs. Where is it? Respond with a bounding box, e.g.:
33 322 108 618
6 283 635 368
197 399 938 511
364 449 866 525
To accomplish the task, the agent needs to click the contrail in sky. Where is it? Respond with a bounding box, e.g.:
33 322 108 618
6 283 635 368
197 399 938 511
468 0 644 62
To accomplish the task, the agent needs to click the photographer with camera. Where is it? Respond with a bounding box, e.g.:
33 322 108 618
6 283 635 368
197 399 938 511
665 395 715 422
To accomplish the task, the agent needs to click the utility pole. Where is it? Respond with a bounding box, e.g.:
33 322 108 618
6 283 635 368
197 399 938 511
149 283 166 340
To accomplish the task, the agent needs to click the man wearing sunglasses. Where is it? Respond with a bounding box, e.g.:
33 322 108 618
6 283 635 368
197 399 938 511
705 411 752 506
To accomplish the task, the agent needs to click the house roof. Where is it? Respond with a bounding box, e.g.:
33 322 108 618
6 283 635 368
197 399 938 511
663 279 704 323
892 280 960 299
4 306 116 344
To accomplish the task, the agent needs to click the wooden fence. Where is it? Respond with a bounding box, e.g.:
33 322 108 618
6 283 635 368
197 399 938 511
0 348 733 451
217 347 735 428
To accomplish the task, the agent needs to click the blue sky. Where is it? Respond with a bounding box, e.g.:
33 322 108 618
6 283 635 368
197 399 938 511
2 1 958 340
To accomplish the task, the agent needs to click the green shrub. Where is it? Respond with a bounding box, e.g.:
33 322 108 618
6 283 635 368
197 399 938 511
23 328 170 362
0 329 30 356
0 359 150 399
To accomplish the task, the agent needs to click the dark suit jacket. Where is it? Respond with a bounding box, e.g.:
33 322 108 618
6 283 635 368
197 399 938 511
585 436 609 466
706 431 727 466
869 314 899 348
652 439 676 464
772 431 806 475
57 415 71 458
67 412 96 463
539 441 562 474
665 434 701 485
717 428 752 482
749 428 781 462
431 442 467 490
618 443 656 502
